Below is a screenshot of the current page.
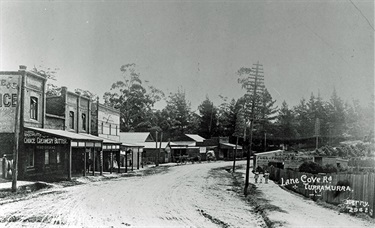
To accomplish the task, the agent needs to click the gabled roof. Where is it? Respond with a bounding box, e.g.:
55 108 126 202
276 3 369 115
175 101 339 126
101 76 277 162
119 132 154 144
138 142 170 149
220 142 243 149
185 134 205 142
255 150 284 156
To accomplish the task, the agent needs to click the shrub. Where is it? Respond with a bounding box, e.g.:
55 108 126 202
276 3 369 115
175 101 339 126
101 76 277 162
322 164 338 173
299 161 323 174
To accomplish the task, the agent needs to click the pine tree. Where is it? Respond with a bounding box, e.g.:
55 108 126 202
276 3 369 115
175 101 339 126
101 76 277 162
198 97 218 138
326 89 346 140
253 89 278 139
294 98 310 138
218 98 239 137
276 101 296 140
162 89 191 138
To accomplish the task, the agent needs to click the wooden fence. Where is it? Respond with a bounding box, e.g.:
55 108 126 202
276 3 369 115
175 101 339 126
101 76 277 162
269 167 375 218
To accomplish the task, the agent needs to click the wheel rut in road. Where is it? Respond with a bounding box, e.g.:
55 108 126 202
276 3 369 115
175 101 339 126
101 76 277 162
0 161 265 227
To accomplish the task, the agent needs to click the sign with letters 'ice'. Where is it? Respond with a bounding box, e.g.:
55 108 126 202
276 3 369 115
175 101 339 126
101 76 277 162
0 75 20 133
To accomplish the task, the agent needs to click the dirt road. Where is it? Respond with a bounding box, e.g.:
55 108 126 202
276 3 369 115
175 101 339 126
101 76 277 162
238 168 374 228
0 161 266 227
1 161 373 228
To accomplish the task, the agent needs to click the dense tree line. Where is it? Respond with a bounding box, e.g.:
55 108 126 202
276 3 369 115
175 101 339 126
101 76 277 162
102 64 373 144
42 64 374 146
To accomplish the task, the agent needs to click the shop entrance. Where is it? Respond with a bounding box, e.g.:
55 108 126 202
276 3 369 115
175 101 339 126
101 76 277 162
72 148 85 174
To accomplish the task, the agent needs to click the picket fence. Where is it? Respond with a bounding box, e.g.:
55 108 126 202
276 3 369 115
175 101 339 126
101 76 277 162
269 167 375 218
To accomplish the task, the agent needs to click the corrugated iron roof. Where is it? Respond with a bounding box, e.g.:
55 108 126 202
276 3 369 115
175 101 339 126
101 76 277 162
119 132 153 144
26 127 102 142
121 142 144 147
255 150 285 156
138 142 170 149
170 146 199 149
171 141 196 146
185 134 205 142
80 133 121 144
220 142 243 149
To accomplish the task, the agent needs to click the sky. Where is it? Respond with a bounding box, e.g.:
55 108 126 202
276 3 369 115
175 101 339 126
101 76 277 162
1 0 374 111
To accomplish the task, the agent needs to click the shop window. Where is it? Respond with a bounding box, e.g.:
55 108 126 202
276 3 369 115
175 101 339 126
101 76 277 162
30 97 38 120
44 150 50 165
82 113 86 130
27 150 35 167
57 151 61 163
69 111 74 129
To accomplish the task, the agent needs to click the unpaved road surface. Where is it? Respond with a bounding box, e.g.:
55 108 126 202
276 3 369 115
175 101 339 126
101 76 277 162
1 161 373 228
0 161 266 227
239 168 374 228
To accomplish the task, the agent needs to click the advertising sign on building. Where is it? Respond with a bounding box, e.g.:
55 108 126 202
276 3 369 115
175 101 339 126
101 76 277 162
24 130 68 145
98 109 119 125
199 147 207 154
256 150 314 169
0 75 20 133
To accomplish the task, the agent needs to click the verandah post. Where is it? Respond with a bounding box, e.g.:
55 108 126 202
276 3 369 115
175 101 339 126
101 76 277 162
68 145 72 180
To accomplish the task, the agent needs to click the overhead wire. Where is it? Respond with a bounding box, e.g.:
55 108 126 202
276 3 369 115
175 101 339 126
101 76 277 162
348 0 375 31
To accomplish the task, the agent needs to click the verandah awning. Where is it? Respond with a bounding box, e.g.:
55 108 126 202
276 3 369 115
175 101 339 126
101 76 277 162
24 127 102 148
80 133 121 151
220 142 243 150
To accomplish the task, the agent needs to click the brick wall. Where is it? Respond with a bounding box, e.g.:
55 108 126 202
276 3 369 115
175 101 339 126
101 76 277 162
45 115 65 130
46 97 64 116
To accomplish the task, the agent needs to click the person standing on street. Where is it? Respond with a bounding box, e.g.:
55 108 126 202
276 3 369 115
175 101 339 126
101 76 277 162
264 170 270 184
2 155 7 179
254 170 259 183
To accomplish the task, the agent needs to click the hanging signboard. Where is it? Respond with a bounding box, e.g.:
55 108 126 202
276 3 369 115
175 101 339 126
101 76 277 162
0 75 20 133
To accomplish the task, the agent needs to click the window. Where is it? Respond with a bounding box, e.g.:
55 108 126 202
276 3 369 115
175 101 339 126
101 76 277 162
69 111 74 129
109 124 112 135
101 122 104 134
116 125 118 136
30 97 38 120
44 150 50 165
82 113 86 130
57 151 61 164
27 150 34 167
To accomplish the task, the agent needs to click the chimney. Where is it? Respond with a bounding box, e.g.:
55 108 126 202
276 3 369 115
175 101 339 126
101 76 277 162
19 65 27 71
61 86 68 96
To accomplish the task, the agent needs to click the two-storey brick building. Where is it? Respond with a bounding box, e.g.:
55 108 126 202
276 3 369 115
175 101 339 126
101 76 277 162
0 66 123 180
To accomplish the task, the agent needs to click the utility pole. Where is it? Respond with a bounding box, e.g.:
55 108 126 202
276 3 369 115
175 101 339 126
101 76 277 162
242 61 265 196
12 74 22 192
232 136 239 173
315 118 320 150
158 132 163 166
232 106 245 173
155 131 159 166
264 132 267 152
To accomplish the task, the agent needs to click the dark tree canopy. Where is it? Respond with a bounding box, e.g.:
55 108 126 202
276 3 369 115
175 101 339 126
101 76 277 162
103 63 164 132
198 96 219 139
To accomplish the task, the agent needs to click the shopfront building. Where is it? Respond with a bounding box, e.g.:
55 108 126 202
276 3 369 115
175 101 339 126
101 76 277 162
22 127 102 180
